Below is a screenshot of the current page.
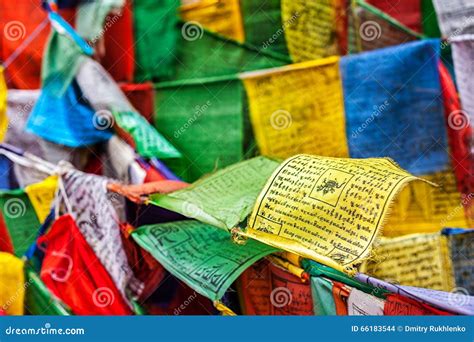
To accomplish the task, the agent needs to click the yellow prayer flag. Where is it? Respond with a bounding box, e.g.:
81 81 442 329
282 0 340 62
246 154 424 273
180 0 245 42
362 233 455 291
25 176 58 223
384 170 469 237
241 57 349 159
0 66 9 142
0 252 25 315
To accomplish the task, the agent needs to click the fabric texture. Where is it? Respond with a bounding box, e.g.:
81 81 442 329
26 80 113 147
180 0 245 42
332 281 350 315
432 0 474 37
41 30 86 98
63 170 142 303
102 0 135 82
342 39 449 175
166 23 289 81
24 268 70 315
311 277 337 315
367 0 422 32
76 58 180 159
39 215 132 315
132 220 277 301
155 79 246 181
0 189 41 256
149 157 280 230
0 252 24 315
242 58 349 159
0 2 75 89
0 67 8 141
240 0 289 55
347 288 385 315
384 294 453 315
451 36 474 141
349 0 420 53
133 0 180 81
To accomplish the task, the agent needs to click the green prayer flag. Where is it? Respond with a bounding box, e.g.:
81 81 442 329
149 156 280 230
76 0 125 41
155 78 245 181
311 277 337 316
42 31 85 97
113 110 181 159
0 190 40 257
132 220 277 300
133 0 180 82
168 22 290 81
421 0 442 37
24 268 71 315
240 0 290 56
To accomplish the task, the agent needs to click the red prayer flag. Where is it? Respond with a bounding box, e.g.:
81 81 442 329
384 294 453 316
39 214 132 315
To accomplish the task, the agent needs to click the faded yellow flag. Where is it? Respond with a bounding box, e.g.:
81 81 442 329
0 252 25 315
246 154 423 273
0 66 8 142
180 0 245 42
384 170 468 237
25 176 58 223
282 0 340 62
362 233 455 291
241 57 349 159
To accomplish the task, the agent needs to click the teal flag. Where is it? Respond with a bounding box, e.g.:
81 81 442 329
311 277 337 316
132 220 277 300
41 31 85 97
